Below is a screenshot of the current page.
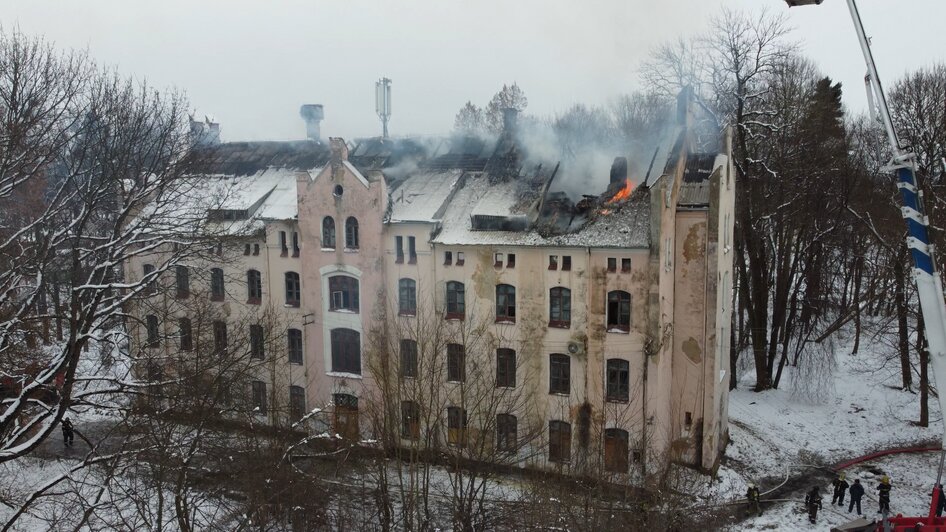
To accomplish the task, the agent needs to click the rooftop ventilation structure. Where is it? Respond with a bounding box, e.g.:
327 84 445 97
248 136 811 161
300 104 324 141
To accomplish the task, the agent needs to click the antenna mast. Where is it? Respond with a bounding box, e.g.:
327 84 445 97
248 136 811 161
375 77 392 138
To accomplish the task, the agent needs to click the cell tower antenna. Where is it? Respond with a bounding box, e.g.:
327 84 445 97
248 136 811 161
375 77 392 138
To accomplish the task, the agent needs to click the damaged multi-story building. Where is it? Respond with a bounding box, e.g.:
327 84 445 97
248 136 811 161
127 92 734 476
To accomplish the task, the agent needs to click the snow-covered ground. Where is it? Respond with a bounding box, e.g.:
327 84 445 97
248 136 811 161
717 323 942 531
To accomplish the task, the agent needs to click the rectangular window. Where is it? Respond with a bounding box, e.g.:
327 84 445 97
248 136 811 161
398 279 417 316
289 385 306 422
400 339 418 378
447 407 467 446
250 324 264 359
401 401 420 439
444 251 452 265
288 328 303 364
447 344 465 383
685 411 693 428
175 266 190 298
549 354 570 395
549 421 571 463
328 275 360 312
244 243 251 256
408 236 417 263
549 255 558 270
247 269 262 303
445 281 465 319
213 321 228 356
604 429 630 473
562 255 572 271
621 258 631 273
251 380 267 412
607 257 617 272
145 315 159 347
395 236 404 263
607 291 631 332
507 253 516 268
496 414 517 452
143 264 157 295
330 329 361 375
606 359 630 402
456 251 465 266
494 252 503 268
210 267 225 301
292 232 300 257
496 348 516 388
253 244 260 256
179 318 192 351
549 287 571 328
279 231 288 256
495 284 516 323
285 272 301 307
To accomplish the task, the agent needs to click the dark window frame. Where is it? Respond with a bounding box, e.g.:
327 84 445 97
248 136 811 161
607 257 617 272
322 217 336 249
549 420 571 463
178 317 192 351
213 320 228 356
607 290 631 332
210 267 225 301
507 253 516 268
143 264 157 295
549 354 570 395
496 414 518 452
279 231 289 256
175 265 190 298
447 343 465 383
247 269 262 304
250 324 265 359
562 255 572 271
496 348 516 388
444 251 453 266
548 255 558 270
145 315 160 347
330 328 361 375
621 258 631 273
289 385 306 422
399 278 417 316
251 380 267 412
395 236 404 263
604 428 630 473
606 359 630 402
408 236 417 264
445 281 465 319
495 284 516 323
288 328 303 364
345 217 359 249
400 339 418 378
549 287 572 328
292 231 300 257
447 406 468 446
285 272 301 307
401 401 420 439
328 275 360 313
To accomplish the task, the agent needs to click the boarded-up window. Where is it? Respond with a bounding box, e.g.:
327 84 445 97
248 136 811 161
549 420 571 463
604 428 629 473
447 406 467 446
333 393 359 440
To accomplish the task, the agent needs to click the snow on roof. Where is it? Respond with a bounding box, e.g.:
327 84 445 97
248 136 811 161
433 173 651 248
388 169 463 223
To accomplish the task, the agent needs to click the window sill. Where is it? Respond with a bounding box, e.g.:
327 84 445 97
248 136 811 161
548 321 570 329
445 313 465 321
606 397 630 404
496 384 515 389
292 252 300 258
176 293 190 299
455 260 465 266
495 318 516 325
321 248 336 252
288 360 303 366
562 267 571 272
247 298 261 305
607 327 630 334
326 371 363 379
344 248 359 253
444 261 452 267
395 258 404 264
280 251 289 257
549 391 570 397
210 295 224 302
408 258 417 265
285 302 301 308
399 311 417 317
330 308 360 314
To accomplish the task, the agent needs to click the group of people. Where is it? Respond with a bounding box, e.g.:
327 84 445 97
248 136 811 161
748 472 892 525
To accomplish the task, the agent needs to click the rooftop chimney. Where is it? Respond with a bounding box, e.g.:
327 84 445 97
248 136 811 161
330 137 349 165
300 104 324 141
502 107 518 133
189 115 220 146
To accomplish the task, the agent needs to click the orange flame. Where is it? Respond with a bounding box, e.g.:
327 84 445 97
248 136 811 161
608 178 634 204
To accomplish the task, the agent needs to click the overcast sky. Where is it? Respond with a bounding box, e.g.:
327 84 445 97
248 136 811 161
2 0 943 142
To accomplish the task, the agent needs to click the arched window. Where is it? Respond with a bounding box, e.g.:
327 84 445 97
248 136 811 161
328 275 359 312
345 217 359 249
322 216 336 249
607 290 631 332
549 421 571 463
247 269 262 303
330 328 361 374
495 284 516 323
549 287 571 328
399 278 417 316
285 272 301 307
287 328 303 364
445 281 465 319
604 428 630 473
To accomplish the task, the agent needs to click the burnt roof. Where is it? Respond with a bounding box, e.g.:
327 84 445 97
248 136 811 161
191 141 331 176
683 153 717 183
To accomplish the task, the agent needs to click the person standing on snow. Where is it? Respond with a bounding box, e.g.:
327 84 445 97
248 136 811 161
745 483 762 517
848 478 865 516
805 486 823 524
877 475 892 514
832 473 849 506
61 417 74 447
